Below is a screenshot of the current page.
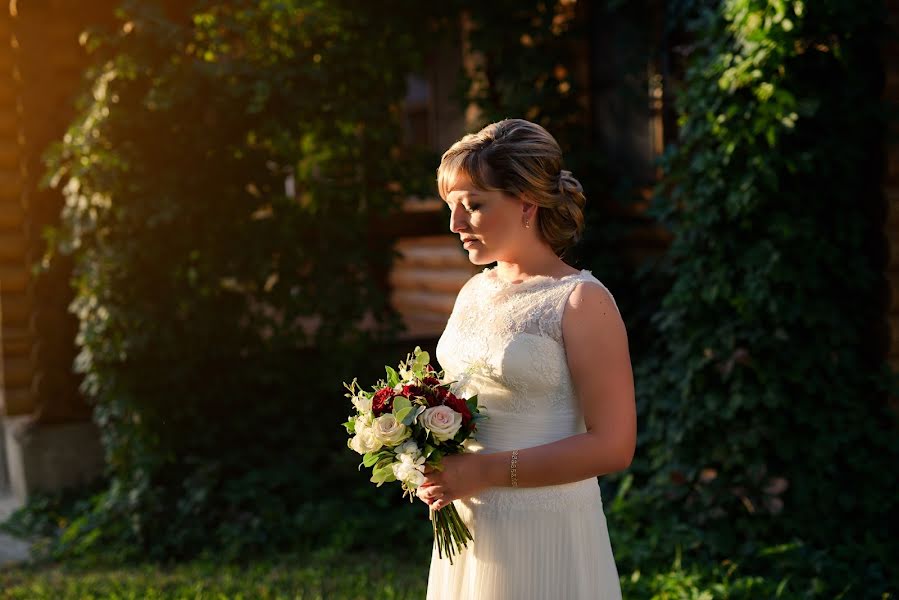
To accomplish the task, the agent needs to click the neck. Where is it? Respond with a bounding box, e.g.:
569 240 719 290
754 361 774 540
493 252 573 283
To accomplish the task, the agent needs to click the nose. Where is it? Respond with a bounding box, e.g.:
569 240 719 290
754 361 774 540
449 205 469 234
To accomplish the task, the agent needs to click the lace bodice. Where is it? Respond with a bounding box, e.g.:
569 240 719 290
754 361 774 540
436 266 620 415
435 265 621 512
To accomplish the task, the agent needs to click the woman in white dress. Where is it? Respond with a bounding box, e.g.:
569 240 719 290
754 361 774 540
417 118 635 600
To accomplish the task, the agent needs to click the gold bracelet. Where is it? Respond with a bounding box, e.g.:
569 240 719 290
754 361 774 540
510 449 518 487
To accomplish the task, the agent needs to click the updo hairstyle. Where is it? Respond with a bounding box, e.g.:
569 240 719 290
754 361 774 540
436 118 586 257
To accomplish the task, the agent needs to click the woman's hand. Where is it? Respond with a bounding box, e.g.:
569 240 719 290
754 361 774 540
417 453 489 511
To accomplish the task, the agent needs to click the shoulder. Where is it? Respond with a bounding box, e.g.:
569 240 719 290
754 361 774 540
464 269 489 293
565 276 618 313
453 269 487 304
561 275 626 343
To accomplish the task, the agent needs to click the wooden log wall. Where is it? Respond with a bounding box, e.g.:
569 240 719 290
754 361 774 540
0 0 117 421
390 199 480 339
0 6 31 418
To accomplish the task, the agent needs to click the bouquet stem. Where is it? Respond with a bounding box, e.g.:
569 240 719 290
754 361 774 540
429 503 473 565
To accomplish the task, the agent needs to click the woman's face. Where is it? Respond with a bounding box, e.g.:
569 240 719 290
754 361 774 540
443 172 533 265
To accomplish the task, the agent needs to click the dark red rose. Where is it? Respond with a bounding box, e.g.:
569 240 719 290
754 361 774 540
400 383 441 407
400 384 423 398
430 386 452 408
422 375 440 386
443 392 473 427
371 387 395 417
425 387 442 407
424 388 440 407
426 364 437 373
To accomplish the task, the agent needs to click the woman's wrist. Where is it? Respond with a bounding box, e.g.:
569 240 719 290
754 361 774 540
481 450 515 488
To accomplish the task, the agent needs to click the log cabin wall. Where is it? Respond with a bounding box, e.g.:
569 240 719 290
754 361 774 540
0 0 117 502
0 7 28 424
390 21 480 342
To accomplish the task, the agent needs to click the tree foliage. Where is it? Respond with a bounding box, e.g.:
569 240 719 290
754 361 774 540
40 0 439 559
627 0 899 589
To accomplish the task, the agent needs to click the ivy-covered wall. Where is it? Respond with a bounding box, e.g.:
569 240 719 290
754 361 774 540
37 0 449 560
619 0 899 587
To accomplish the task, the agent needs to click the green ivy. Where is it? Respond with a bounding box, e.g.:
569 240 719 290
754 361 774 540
625 0 899 590
37 0 441 560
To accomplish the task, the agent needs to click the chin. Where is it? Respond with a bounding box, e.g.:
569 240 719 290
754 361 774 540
465 250 494 265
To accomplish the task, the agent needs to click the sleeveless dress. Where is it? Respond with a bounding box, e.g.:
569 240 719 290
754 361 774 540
426 266 624 600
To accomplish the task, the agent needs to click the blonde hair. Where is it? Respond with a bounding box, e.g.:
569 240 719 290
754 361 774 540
436 118 586 258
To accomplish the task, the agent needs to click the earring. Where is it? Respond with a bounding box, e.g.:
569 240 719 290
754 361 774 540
524 219 530 228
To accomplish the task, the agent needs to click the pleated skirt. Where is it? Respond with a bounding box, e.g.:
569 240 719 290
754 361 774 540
425 477 623 600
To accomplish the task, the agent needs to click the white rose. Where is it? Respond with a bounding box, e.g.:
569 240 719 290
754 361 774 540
352 394 372 414
371 414 411 446
348 428 382 454
421 405 462 442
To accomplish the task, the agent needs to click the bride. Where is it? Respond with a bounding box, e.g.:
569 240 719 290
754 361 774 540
416 118 635 599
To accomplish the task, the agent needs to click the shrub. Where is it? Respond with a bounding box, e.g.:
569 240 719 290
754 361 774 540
38 0 438 560
622 0 899 591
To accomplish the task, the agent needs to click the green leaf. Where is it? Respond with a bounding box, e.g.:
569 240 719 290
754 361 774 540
392 396 411 414
362 452 382 468
385 366 399 388
412 349 430 375
371 463 397 486
610 472 633 513
396 406 414 425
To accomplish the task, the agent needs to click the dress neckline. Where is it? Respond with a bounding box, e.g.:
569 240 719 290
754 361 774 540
481 266 590 291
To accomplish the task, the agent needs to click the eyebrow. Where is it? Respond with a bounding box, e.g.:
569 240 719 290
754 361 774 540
445 191 481 201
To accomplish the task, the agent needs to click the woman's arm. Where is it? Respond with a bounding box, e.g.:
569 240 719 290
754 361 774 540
481 281 636 488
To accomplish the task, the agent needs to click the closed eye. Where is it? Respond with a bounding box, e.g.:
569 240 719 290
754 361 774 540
444 196 483 214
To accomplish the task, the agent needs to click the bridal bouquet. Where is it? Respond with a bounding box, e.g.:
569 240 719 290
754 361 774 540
342 346 485 564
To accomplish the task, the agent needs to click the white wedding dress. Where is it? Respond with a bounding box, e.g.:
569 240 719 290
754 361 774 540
426 266 623 600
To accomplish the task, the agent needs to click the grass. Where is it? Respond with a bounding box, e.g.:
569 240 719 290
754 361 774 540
0 550 429 600
4 551 888 599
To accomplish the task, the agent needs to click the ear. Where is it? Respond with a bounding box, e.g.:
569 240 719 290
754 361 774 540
520 200 538 221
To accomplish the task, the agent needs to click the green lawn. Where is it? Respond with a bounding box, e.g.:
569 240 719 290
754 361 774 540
0 551 428 600
2 551 869 600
